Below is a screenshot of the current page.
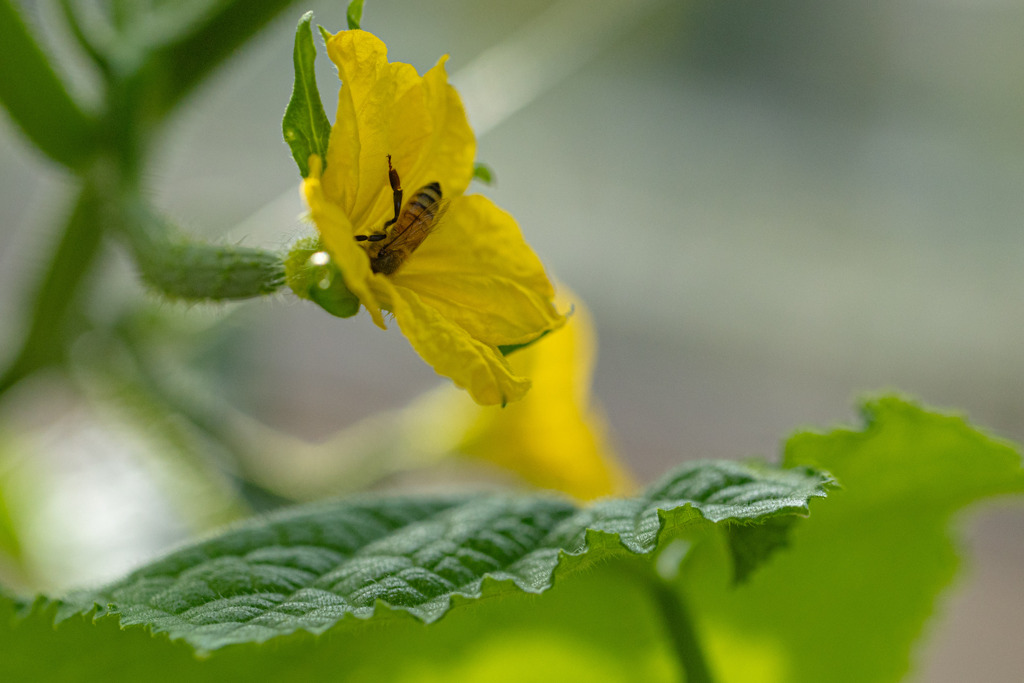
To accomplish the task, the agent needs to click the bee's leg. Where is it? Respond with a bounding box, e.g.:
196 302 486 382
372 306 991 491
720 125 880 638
384 154 403 229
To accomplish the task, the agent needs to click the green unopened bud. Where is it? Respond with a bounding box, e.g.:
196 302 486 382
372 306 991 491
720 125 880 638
285 237 360 318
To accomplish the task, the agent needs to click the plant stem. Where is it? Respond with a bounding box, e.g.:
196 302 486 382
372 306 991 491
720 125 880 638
0 0 97 169
643 568 717 683
109 323 292 513
0 187 103 395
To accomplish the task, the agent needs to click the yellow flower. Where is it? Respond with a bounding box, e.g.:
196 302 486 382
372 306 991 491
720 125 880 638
396 292 635 500
453 293 635 499
302 29 563 405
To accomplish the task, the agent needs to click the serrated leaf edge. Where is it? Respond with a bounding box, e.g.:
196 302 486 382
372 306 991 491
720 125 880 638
38 469 831 654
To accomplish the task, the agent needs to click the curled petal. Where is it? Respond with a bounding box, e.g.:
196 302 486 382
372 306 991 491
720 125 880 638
321 31 475 233
382 280 531 406
459 294 635 499
303 157 386 327
323 30 427 228
391 195 564 346
410 56 475 199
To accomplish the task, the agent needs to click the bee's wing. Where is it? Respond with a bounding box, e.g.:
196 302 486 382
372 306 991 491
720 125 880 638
387 197 450 253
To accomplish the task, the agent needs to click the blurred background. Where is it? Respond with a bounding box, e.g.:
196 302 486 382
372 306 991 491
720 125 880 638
1 0 1023 680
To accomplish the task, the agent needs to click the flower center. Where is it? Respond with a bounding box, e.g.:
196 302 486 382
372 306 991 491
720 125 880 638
354 155 446 275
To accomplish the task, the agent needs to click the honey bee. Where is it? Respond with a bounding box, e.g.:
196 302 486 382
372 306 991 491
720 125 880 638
355 155 447 275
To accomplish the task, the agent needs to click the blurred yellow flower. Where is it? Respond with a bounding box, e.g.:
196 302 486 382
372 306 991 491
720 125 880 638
395 292 634 500
454 294 634 499
239 293 632 502
303 29 563 405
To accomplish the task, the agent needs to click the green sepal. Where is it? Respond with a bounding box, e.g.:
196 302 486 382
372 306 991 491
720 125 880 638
282 12 333 178
347 0 365 30
285 238 360 318
472 162 496 185
499 329 551 356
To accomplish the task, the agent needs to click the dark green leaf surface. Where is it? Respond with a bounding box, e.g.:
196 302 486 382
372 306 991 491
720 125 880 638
282 11 333 178
683 397 1024 683
0 0 96 168
52 460 830 654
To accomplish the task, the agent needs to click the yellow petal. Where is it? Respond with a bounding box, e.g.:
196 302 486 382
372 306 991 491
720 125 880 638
381 279 531 406
323 30 426 229
410 55 476 199
303 157 386 328
321 31 475 235
390 195 564 346
458 294 634 500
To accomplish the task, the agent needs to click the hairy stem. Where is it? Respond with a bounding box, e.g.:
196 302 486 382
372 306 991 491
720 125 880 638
112 193 287 301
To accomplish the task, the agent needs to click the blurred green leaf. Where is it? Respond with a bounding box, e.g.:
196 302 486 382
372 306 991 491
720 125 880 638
12 398 1018 681
683 396 1024 683
0 482 23 573
0 0 96 168
143 0 298 118
5 572 681 682
347 0 365 30
725 516 794 585
472 162 495 185
42 460 829 658
282 11 332 178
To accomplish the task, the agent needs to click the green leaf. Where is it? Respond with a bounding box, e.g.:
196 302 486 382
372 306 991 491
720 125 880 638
682 396 1024 683
0 0 96 168
282 11 333 178
472 162 496 185
725 516 795 585
347 0 365 30
4 572 681 682
144 0 297 119
46 460 829 656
